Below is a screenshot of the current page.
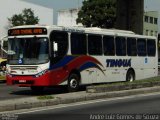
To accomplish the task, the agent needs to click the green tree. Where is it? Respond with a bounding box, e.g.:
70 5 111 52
8 8 39 27
77 0 116 28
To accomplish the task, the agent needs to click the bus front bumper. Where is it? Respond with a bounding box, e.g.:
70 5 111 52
6 70 68 87
6 72 52 87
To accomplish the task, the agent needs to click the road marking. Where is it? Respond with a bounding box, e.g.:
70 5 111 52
3 92 160 115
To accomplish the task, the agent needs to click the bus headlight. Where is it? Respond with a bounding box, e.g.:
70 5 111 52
34 69 48 78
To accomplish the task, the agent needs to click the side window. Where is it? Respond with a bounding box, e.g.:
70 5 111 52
137 38 146 56
115 37 126 56
127 37 137 56
88 35 102 55
71 33 87 55
50 31 68 58
103 36 115 56
147 39 156 56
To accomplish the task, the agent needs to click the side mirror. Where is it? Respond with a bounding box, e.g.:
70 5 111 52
0 36 8 54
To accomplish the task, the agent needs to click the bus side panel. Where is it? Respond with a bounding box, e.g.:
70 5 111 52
143 57 158 79
132 57 144 80
80 68 96 84
88 56 129 83
133 56 158 80
104 56 130 82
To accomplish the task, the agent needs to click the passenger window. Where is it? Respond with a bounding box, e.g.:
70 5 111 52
137 38 146 56
115 37 126 56
71 33 87 55
103 36 115 56
147 39 156 56
88 35 102 55
127 38 137 56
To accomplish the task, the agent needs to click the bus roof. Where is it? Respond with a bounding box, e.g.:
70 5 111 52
9 25 156 39
9 25 134 34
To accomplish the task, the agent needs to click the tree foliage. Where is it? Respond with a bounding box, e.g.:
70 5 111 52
8 8 39 27
77 0 116 28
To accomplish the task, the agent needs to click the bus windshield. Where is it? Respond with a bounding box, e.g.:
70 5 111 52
8 37 49 65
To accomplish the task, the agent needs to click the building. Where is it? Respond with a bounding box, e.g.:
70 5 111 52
57 8 82 26
58 0 145 35
143 11 158 37
116 0 144 35
0 0 53 38
57 0 157 37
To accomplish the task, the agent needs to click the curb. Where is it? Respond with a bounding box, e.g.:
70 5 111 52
1 86 160 112
86 81 160 93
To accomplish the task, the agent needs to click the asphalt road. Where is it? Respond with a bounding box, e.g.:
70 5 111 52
10 93 160 120
0 69 159 101
0 82 86 101
0 83 72 101
0 83 29 100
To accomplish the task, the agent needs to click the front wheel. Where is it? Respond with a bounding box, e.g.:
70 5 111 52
68 73 80 92
126 70 135 82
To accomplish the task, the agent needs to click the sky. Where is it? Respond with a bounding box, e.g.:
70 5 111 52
23 0 160 25
144 0 160 11
24 0 83 9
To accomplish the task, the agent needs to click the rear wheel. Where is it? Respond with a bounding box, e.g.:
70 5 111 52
126 70 135 82
68 73 80 92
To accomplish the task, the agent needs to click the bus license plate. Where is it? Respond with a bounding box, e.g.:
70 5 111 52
19 80 26 83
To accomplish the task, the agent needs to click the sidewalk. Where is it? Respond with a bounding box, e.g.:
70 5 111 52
1 86 160 112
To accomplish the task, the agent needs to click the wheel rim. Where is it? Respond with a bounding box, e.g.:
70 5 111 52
70 78 78 88
128 74 134 82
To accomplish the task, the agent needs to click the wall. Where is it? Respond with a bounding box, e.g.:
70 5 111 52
57 8 82 26
143 11 158 36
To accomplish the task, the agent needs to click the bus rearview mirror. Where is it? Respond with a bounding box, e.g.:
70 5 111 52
0 36 8 54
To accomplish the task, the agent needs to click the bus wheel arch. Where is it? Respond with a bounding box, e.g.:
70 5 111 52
68 70 81 92
126 68 135 82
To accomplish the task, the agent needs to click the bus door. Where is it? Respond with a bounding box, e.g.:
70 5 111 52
50 31 68 63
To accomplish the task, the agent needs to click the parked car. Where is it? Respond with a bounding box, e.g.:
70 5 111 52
0 58 7 81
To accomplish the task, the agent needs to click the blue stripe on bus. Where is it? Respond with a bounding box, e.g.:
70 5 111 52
49 56 76 70
79 62 98 71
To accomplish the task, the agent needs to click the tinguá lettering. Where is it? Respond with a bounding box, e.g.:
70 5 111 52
106 59 131 67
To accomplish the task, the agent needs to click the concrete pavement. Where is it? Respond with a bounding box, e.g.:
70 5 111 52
1 86 160 112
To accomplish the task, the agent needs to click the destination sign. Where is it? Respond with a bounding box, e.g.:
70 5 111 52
8 28 47 36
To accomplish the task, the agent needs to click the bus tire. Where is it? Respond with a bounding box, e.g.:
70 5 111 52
126 70 135 82
30 86 44 93
68 73 80 92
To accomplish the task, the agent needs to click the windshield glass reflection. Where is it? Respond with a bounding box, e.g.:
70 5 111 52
8 37 49 65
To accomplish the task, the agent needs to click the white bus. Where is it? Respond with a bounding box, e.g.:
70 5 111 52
6 25 158 92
